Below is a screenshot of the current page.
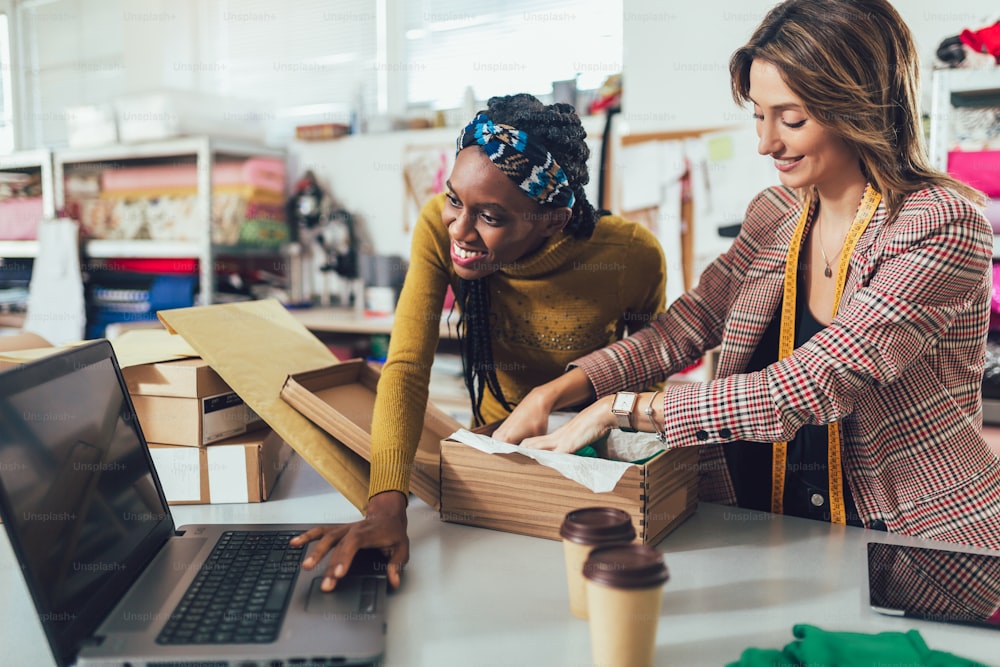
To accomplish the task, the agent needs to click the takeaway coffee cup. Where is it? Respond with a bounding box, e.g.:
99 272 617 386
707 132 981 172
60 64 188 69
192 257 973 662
559 507 637 619
583 544 670 667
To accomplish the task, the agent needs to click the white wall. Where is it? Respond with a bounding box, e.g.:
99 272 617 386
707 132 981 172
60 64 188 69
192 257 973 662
621 0 999 133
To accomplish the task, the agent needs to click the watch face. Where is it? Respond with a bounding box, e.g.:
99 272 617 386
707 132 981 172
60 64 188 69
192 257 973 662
612 392 635 412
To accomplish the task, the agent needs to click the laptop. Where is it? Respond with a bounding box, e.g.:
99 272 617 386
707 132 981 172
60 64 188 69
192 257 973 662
0 339 388 667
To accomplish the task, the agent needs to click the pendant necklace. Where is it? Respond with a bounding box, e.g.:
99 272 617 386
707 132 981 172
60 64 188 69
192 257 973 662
816 213 845 279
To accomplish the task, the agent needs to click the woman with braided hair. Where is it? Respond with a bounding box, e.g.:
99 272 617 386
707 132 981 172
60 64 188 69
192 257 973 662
292 93 667 589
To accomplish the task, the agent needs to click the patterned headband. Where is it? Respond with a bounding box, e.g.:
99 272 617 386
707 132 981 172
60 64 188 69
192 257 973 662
456 113 576 209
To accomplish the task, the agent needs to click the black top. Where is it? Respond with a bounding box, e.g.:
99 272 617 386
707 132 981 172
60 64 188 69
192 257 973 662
723 272 863 527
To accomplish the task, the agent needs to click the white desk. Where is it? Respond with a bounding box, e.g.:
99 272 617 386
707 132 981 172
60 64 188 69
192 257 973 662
288 305 460 340
2 457 998 667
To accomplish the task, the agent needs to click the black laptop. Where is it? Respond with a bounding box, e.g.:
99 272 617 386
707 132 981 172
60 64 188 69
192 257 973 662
0 339 388 666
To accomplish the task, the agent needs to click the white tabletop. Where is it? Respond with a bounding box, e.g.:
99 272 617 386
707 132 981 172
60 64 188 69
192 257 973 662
2 455 998 667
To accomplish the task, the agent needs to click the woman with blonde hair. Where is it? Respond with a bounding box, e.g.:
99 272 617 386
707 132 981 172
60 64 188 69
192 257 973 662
496 0 1000 549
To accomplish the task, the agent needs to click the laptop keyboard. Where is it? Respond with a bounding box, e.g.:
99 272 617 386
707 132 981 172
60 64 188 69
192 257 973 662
156 530 306 645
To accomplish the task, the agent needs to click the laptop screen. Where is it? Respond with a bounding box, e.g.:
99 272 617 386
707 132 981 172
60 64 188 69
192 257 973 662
0 340 175 667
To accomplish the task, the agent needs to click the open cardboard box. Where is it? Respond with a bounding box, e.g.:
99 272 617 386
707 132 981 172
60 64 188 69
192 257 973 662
281 357 700 545
280 359 455 510
439 423 701 544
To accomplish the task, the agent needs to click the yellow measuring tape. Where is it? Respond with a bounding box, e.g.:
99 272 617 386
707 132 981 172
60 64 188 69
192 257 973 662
771 183 881 524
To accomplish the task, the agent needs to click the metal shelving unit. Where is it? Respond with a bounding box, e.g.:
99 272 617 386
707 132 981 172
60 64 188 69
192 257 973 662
928 68 1000 258
0 149 55 260
53 136 286 305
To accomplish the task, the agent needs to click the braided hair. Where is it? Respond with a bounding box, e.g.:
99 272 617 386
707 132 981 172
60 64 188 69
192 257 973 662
456 93 600 425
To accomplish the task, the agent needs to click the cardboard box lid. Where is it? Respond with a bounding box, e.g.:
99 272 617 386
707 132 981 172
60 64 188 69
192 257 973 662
0 328 200 371
280 359 458 510
122 356 233 398
157 299 371 510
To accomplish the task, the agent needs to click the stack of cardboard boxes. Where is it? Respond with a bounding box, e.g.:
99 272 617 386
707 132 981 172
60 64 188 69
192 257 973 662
122 356 293 504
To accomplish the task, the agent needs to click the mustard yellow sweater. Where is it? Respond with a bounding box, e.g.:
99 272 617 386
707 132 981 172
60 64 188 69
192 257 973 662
368 193 667 498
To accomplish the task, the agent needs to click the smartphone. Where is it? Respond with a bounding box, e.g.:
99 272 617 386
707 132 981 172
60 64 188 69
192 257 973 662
867 542 1000 630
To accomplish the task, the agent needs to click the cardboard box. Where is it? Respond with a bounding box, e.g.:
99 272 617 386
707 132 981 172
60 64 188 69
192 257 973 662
115 91 267 143
281 357 700 545
148 429 293 504
122 356 232 398
132 391 264 446
65 104 118 148
126 356 265 446
439 425 701 545
280 359 456 510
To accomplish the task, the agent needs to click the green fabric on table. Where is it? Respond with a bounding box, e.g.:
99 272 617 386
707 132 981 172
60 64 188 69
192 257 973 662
726 624 989 667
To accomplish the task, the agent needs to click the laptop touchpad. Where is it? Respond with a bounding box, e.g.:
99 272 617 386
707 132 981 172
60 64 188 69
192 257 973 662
306 576 382 615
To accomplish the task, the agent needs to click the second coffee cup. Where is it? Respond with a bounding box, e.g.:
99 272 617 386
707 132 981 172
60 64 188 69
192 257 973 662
584 543 670 667
559 507 637 619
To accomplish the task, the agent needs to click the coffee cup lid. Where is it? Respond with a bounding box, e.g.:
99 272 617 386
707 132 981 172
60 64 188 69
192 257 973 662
583 544 670 589
559 507 636 545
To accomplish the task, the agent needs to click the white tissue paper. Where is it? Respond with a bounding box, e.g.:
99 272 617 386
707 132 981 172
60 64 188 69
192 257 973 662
446 412 666 493
24 218 86 345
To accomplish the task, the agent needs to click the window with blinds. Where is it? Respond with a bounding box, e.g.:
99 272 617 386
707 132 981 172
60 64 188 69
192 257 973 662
11 0 622 151
0 12 13 154
403 0 623 110
216 0 379 125
16 0 126 149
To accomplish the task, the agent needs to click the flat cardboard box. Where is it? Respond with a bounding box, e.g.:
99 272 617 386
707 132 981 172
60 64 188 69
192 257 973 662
280 359 457 510
132 391 265 446
148 429 293 504
439 424 701 545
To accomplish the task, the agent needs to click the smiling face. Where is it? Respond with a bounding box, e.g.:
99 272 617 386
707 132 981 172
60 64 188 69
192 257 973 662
749 59 864 195
444 147 570 281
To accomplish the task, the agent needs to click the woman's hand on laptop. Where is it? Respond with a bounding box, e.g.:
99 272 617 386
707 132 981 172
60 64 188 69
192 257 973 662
291 490 408 592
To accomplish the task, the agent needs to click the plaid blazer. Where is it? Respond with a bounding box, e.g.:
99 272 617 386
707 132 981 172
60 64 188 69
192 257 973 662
575 185 1000 549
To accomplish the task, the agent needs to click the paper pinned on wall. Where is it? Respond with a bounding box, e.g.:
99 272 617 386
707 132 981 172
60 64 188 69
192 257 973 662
621 141 663 212
659 180 685 305
402 145 452 232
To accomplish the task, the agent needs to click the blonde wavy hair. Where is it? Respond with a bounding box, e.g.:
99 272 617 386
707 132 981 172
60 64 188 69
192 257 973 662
730 0 985 219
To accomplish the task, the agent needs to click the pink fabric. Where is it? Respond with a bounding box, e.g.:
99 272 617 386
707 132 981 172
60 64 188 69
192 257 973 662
948 151 1000 198
100 157 286 193
0 197 44 240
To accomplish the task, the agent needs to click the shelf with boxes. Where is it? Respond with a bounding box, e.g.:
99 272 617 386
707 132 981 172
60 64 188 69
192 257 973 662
53 136 289 336
928 67 1000 257
1 137 291 337
0 150 55 319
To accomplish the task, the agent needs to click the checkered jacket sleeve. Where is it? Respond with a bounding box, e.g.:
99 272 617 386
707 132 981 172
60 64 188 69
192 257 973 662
574 185 1000 548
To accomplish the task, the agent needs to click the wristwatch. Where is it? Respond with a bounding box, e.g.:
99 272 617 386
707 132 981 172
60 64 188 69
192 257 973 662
611 391 638 432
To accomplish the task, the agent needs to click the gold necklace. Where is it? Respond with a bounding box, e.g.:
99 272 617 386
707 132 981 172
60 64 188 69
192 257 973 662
816 212 846 279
